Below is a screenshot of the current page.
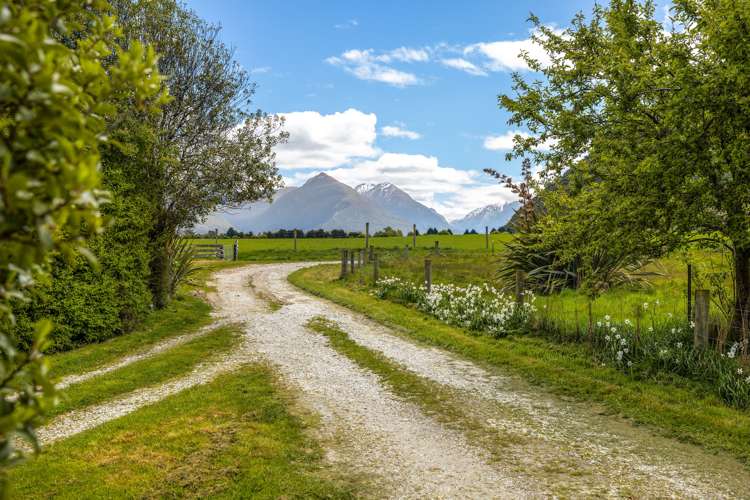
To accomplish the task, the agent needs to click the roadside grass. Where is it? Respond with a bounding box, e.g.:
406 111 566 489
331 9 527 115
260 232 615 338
290 264 750 466
48 293 212 381
48 325 240 418
305 317 525 456
8 365 358 499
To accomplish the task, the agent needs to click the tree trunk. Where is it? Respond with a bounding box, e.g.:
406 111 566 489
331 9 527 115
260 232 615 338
149 222 172 309
730 246 750 343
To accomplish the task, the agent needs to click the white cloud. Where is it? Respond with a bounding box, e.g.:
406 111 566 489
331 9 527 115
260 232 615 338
275 108 378 169
381 125 421 140
285 153 516 220
484 130 554 151
385 47 430 63
326 49 420 87
334 19 358 29
440 58 487 76
464 38 551 72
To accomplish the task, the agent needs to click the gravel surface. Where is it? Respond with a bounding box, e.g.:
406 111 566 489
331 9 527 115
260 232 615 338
37 262 750 499
251 262 750 499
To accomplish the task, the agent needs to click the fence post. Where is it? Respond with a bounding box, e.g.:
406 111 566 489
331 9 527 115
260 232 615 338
369 245 374 262
687 264 693 324
294 229 298 252
694 289 710 347
340 249 348 278
233 240 239 261
365 222 370 249
515 270 525 305
373 253 379 283
412 224 417 249
434 240 439 255
357 249 363 268
485 226 489 250
424 259 432 292
350 250 355 273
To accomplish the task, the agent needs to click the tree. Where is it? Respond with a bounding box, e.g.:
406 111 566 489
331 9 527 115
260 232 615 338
0 0 162 482
226 227 238 238
501 0 750 338
112 0 287 307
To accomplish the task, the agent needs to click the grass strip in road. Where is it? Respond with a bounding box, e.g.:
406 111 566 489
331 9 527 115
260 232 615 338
48 325 240 419
290 264 750 467
305 317 525 456
48 293 213 381
9 365 358 499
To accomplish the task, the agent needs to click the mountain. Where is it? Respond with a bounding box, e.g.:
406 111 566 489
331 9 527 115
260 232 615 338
355 182 449 232
248 173 411 233
193 187 297 233
450 202 520 233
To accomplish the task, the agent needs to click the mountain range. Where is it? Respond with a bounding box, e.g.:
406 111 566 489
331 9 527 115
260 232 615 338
194 173 519 234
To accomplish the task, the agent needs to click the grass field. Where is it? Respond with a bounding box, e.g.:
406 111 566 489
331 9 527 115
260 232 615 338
191 233 513 261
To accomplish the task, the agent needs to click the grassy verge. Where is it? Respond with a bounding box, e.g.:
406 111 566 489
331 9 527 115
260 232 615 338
48 293 213 381
8 365 358 499
49 325 240 418
290 264 750 466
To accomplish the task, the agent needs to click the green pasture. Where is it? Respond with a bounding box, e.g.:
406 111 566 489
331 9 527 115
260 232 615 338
190 233 513 261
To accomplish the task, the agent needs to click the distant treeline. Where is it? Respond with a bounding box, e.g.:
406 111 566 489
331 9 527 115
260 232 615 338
191 225 514 239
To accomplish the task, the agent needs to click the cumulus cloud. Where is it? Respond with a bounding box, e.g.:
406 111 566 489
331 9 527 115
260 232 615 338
325 49 420 86
440 58 487 76
285 153 516 220
327 29 558 84
275 108 378 169
381 124 421 140
484 130 554 151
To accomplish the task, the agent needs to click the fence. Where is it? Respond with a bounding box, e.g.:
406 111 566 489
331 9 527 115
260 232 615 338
192 243 225 259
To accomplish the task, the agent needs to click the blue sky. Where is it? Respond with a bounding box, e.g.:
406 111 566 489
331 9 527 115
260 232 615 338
184 0 666 219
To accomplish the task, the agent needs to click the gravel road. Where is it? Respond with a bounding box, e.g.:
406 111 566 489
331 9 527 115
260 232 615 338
39 262 750 499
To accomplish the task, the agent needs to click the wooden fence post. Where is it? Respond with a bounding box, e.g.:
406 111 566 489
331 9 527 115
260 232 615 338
434 240 439 255
350 250 355 273
233 240 239 261
424 259 432 292
412 224 417 249
485 226 489 250
694 289 710 347
515 270 525 305
687 264 693 324
373 253 379 283
357 249 363 268
365 222 370 249
340 249 348 278
293 229 298 251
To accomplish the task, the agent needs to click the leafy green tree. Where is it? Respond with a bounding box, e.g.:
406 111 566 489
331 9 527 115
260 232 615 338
501 0 750 337
0 0 162 483
112 0 288 307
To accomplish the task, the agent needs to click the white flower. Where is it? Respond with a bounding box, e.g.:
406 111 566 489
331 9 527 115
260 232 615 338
620 338 627 346
615 333 621 340
597 321 602 327
627 360 633 367
643 302 649 310
671 328 676 334
667 312 673 318
611 327 617 333
690 321 695 329
624 319 631 326
738 368 744 375
648 326 654 332
604 315 611 321
746 376 750 383
676 342 683 348
623 348 629 353
616 350 623 360
605 335 611 341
